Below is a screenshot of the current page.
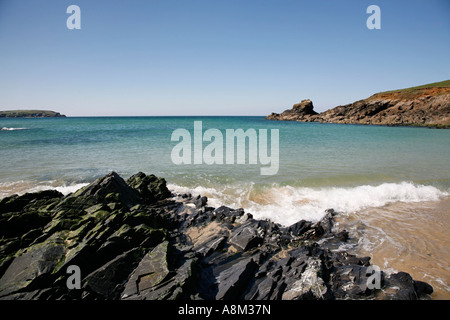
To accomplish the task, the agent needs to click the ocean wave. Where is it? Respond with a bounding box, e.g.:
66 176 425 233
2 178 447 227
27 183 89 196
51 183 89 195
1 127 28 131
0 181 88 199
168 181 449 226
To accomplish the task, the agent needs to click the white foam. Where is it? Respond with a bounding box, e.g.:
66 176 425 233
168 181 448 226
1 127 28 131
1 182 89 198
54 183 89 195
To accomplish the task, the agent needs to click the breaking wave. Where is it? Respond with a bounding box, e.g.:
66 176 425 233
0 181 88 199
168 181 449 226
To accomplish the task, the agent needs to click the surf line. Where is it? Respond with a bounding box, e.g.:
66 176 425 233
171 121 279 175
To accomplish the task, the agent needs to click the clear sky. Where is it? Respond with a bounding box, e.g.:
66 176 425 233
0 0 449 116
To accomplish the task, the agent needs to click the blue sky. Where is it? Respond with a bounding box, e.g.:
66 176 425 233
0 0 449 116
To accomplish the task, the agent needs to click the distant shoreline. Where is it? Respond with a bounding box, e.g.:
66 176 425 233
3 114 449 128
0 110 66 118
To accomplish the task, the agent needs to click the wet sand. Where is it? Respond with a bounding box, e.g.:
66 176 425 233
335 197 450 299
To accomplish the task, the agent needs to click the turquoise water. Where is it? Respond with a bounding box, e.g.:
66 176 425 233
1 116 449 224
3 116 450 297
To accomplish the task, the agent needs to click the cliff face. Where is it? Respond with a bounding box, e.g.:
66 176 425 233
266 83 450 127
267 99 318 122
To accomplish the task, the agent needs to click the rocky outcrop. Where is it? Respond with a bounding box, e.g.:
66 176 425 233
267 99 318 122
0 172 434 300
266 84 450 127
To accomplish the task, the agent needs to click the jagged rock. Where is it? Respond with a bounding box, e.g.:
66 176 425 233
332 252 371 267
380 272 433 300
195 236 227 257
185 220 230 258
194 196 208 209
213 206 245 223
414 280 434 297
282 258 328 300
236 212 253 224
229 220 263 251
292 100 317 114
266 99 318 121
331 264 380 299
132 257 198 300
284 219 312 237
0 190 63 214
245 276 276 300
126 172 171 204
0 171 434 301
216 257 258 300
0 211 51 239
121 241 170 299
0 232 68 298
63 171 140 208
83 248 141 299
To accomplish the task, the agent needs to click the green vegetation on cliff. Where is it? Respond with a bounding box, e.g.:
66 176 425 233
378 79 450 95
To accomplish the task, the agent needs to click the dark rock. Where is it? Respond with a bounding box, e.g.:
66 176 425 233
335 230 349 242
285 220 312 237
107 224 166 251
0 171 434 301
0 211 51 238
195 236 227 257
0 190 63 214
229 221 263 251
122 208 171 230
314 209 335 235
383 272 419 300
136 257 198 300
0 257 14 280
83 248 141 299
332 252 371 267
244 276 276 300
282 258 328 300
215 257 258 300
292 99 317 115
213 206 245 223
266 99 318 121
126 172 172 204
60 172 140 209
0 232 68 298
414 280 434 297
331 264 378 299
269 281 287 300
121 241 170 299
194 196 208 209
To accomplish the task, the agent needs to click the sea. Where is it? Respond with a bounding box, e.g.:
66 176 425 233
1 116 449 299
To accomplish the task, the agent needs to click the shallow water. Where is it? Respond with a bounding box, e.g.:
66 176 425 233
335 198 450 299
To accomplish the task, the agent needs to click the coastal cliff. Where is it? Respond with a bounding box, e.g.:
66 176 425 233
0 110 66 118
266 80 450 127
0 172 433 300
